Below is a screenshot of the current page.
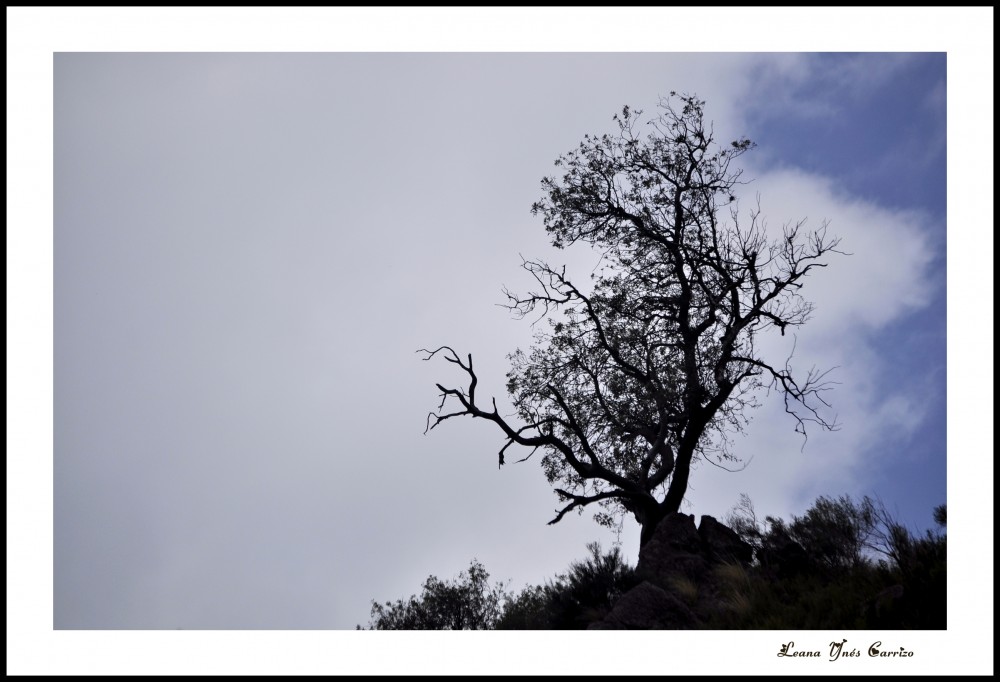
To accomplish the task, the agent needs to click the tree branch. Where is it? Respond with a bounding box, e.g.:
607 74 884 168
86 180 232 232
549 488 630 525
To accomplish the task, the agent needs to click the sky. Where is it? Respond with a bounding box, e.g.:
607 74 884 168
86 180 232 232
8 6 996 677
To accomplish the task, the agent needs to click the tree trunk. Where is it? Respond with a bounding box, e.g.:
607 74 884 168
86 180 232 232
639 508 668 548
639 481 689 548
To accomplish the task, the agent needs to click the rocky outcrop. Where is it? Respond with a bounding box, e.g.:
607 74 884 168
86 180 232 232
699 515 754 565
587 581 699 629
590 512 754 629
636 513 709 587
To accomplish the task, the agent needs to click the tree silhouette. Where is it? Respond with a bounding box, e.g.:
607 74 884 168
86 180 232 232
423 94 843 547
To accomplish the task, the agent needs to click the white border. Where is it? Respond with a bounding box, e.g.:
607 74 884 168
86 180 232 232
7 6 994 676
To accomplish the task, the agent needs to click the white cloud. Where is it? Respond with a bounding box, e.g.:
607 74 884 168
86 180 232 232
686 164 939 521
746 167 937 332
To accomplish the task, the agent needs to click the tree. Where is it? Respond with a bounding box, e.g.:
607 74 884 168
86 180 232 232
422 94 842 547
362 559 508 630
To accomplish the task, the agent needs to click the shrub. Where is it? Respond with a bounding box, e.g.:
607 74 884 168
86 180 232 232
362 559 508 630
497 542 637 630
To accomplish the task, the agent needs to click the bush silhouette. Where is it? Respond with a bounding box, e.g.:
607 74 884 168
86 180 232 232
362 497 944 629
362 559 507 630
498 542 637 630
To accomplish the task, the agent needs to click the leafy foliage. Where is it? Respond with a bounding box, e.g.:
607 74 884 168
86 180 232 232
784 494 877 571
362 559 507 630
362 544 635 631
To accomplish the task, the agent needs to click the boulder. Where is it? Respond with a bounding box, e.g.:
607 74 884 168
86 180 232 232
604 512 757 628
699 515 753 566
587 581 699 630
636 513 709 586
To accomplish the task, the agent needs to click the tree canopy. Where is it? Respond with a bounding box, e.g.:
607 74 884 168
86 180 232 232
423 94 843 546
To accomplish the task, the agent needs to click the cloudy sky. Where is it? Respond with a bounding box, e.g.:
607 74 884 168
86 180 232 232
8 6 996 677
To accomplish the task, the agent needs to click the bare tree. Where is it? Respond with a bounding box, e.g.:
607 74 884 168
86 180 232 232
422 94 843 547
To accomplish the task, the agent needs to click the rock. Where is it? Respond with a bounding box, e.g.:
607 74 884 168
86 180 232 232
653 512 704 553
604 512 757 628
588 581 699 630
699 515 753 566
636 513 709 586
